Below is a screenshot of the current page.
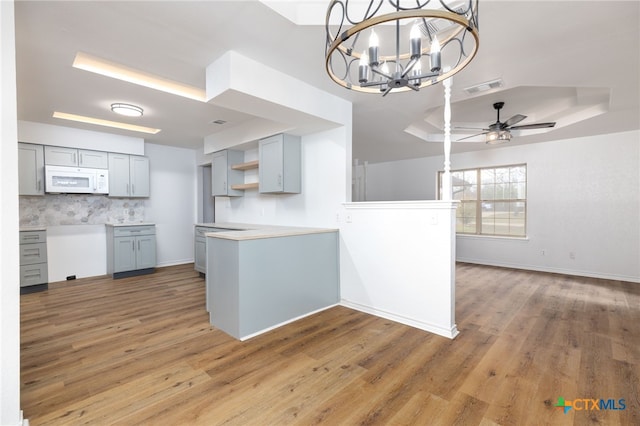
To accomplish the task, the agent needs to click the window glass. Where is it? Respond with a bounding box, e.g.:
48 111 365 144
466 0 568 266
438 164 527 237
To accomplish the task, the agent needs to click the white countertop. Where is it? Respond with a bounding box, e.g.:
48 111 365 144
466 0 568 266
196 222 338 241
20 226 47 232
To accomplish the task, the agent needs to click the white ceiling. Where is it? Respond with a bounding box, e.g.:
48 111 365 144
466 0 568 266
14 1 640 164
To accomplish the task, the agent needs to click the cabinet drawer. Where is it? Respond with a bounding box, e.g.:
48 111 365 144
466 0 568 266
20 230 46 244
19 243 47 265
195 226 216 237
113 226 155 237
20 263 48 287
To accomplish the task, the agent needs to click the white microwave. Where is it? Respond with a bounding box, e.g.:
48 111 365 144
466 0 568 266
45 165 109 194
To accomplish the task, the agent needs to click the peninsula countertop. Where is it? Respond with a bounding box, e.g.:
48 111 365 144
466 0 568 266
196 222 338 241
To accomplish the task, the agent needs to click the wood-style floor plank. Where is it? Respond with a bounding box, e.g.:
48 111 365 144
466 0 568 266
21 263 639 425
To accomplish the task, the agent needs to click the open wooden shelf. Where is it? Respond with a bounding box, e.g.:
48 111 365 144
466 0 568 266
231 160 259 171
230 182 259 190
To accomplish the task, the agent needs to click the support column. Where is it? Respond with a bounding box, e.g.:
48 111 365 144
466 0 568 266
442 76 453 201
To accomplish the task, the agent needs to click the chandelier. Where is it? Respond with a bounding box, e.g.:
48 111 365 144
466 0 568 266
325 0 480 96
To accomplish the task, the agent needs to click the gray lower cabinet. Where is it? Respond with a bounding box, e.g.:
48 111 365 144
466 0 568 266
206 231 339 340
194 226 212 273
194 226 237 274
106 224 156 278
19 229 48 292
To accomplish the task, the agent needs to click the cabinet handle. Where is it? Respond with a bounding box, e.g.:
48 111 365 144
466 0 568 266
138 240 140 250
132 241 135 251
73 153 77 164
126 183 129 195
37 180 41 191
79 153 82 165
223 181 226 191
132 184 135 195
278 174 282 187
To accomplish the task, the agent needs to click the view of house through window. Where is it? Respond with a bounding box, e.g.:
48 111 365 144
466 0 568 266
438 164 527 237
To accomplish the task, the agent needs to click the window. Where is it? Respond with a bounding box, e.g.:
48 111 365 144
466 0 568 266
438 164 527 237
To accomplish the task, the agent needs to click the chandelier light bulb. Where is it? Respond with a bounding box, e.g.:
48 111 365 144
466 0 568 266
430 36 442 72
410 23 422 59
359 51 370 83
369 29 379 48
368 30 379 66
380 61 390 76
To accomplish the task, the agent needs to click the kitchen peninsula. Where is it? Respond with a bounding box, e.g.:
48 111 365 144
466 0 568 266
203 223 339 340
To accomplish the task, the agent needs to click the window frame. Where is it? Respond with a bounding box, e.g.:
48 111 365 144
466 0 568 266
438 163 528 238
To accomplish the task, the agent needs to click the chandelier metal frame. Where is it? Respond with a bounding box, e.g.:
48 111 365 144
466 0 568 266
325 0 480 95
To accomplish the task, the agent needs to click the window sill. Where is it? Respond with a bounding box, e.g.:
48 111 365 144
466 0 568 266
456 234 529 242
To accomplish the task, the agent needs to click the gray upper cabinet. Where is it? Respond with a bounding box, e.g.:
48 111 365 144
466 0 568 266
130 155 150 197
108 153 150 197
44 146 108 169
259 134 301 194
18 143 45 196
212 149 244 197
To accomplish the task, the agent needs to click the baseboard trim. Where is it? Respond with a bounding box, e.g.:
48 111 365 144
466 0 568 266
237 303 341 341
340 300 459 339
456 257 640 283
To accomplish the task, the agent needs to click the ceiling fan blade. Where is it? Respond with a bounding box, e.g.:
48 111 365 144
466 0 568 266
455 132 487 142
502 114 527 128
454 125 490 130
509 122 556 130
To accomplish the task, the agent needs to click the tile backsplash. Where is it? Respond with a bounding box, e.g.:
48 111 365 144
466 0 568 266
19 195 145 226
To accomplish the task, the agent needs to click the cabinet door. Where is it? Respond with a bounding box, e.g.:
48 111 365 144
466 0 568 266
129 156 150 197
79 149 108 169
108 153 131 197
136 235 156 270
194 238 206 273
211 151 228 196
259 135 284 193
113 236 137 273
18 143 45 195
44 146 78 166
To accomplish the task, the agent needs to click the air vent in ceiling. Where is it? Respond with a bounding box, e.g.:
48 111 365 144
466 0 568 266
463 78 504 95
418 3 466 36
211 119 227 125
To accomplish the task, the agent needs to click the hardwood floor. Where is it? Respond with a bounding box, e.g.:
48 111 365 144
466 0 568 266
20 263 639 425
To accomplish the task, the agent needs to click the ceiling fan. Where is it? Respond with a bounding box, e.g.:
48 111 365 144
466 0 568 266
456 102 556 144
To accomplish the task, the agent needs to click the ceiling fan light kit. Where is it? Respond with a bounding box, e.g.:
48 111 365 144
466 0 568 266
325 0 479 96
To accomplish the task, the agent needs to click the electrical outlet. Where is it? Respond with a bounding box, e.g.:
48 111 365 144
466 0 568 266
541 250 545 256
569 251 575 260
346 213 352 223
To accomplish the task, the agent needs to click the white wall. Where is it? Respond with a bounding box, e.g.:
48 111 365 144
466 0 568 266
359 155 444 201
214 127 350 228
340 201 459 338
363 130 640 282
144 143 197 267
18 120 144 155
0 0 23 423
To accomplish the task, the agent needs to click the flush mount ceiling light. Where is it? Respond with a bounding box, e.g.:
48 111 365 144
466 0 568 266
73 52 206 102
325 0 479 96
111 103 143 117
53 112 161 134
